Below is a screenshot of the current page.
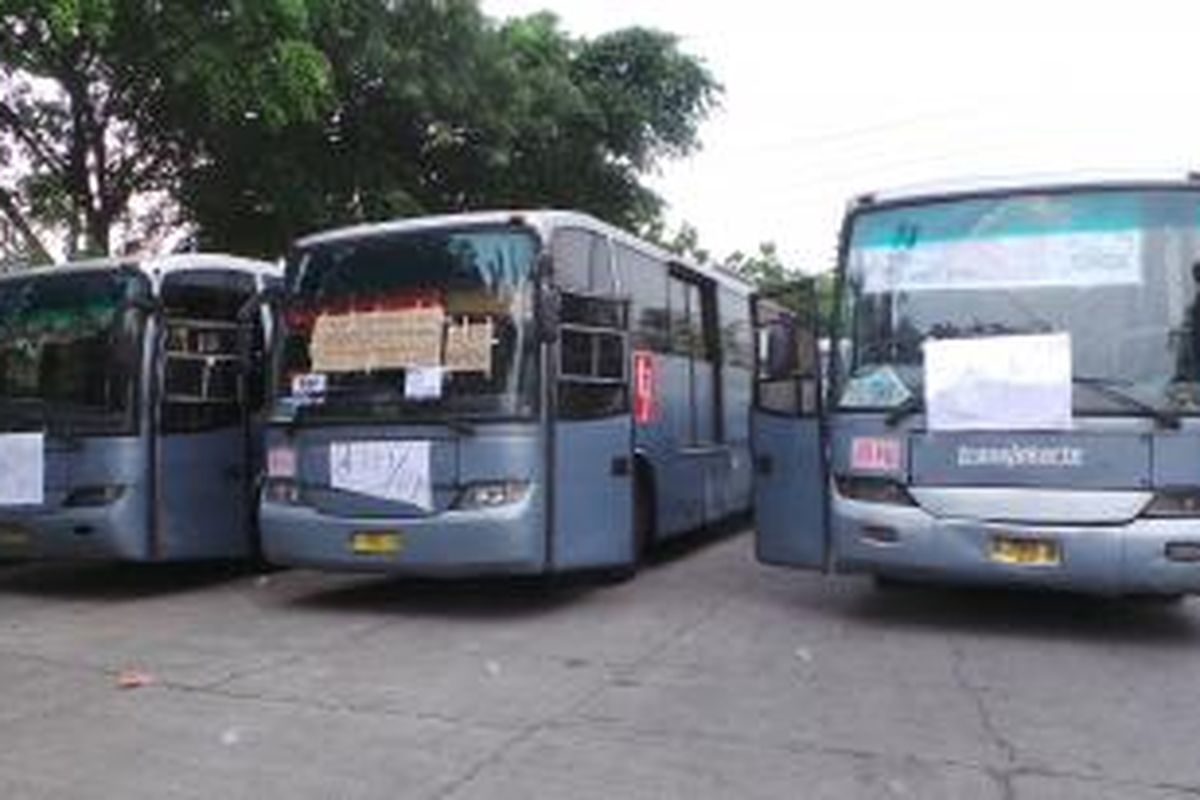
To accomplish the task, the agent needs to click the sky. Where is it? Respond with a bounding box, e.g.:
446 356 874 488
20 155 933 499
481 0 1200 273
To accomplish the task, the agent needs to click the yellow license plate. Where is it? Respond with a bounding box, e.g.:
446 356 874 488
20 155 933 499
0 524 30 549
350 531 403 556
990 536 1060 566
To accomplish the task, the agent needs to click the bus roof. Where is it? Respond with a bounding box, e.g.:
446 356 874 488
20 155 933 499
854 170 1200 208
293 209 755 294
0 253 280 289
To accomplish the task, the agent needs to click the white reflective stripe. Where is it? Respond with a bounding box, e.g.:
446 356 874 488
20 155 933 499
908 487 1151 524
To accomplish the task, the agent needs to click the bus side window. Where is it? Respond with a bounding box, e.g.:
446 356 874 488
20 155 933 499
756 305 819 417
620 244 669 352
160 274 257 433
552 228 615 297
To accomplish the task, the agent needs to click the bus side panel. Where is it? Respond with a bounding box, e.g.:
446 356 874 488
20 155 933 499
0 436 152 560
725 365 754 515
753 410 828 568
158 428 252 559
551 416 634 570
656 353 704 536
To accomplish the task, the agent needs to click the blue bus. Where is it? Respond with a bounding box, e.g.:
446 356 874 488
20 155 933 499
260 211 755 577
0 254 280 561
757 174 1200 598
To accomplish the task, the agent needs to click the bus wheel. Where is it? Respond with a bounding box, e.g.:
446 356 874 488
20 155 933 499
595 465 654 584
633 459 658 564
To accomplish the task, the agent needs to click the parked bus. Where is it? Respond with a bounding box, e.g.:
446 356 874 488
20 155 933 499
260 211 755 576
0 254 280 561
756 174 1200 597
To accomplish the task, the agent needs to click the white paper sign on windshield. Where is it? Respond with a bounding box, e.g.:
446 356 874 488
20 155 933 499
0 433 44 506
404 367 444 401
329 440 432 510
924 333 1072 431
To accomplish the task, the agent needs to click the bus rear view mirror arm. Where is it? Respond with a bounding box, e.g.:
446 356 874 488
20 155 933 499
537 284 561 344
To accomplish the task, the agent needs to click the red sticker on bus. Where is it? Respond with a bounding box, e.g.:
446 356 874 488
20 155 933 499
633 351 656 424
850 437 902 472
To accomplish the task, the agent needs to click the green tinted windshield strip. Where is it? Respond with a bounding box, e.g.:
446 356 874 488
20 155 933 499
851 190 1200 249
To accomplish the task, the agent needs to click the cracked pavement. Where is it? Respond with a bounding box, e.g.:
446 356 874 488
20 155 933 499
0 529 1199 799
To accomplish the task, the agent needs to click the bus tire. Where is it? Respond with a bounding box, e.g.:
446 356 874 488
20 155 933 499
633 459 656 564
593 462 655 585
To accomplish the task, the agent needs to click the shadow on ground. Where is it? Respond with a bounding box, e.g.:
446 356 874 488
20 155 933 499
0 560 259 601
836 578 1200 646
286 517 751 619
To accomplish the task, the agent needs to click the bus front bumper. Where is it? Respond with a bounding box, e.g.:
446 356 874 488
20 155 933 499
0 501 150 562
259 497 548 577
833 499 1200 596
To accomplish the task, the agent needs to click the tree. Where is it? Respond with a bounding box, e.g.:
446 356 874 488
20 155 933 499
2 2 718 261
0 0 332 262
181 5 719 255
726 242 837 331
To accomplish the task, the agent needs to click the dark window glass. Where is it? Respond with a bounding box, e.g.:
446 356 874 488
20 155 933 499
621 244 669 351
590 236 615 295
561 329 594 377
552 229 592 293
562 293 626 328
160 271 256 433
558 382 628 419
0 268 147 436
719 288 754 368
281 226 538 422
755 301 818 416
668 276 692 354
597 333 624 379
552 228 615 296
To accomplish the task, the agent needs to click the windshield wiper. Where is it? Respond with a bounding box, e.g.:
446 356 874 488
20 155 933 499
884 395 922 427
1073 377 1180 429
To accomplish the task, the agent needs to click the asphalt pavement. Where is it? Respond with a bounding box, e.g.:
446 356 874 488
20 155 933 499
0 528 1198 799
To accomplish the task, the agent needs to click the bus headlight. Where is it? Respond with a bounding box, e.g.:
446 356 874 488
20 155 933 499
453 481 530 510
263 478 301 505
1142 490 1200 518
63 485 126 507
834 475 916 507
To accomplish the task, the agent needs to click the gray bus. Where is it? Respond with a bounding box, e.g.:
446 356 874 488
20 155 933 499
260 211 755 577
756 174 1200 597
0 254 280 561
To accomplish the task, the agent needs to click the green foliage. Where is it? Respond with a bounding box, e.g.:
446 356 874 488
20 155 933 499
0 0 333 260
177 4 720 255
2 1 718 260
725 242 837 333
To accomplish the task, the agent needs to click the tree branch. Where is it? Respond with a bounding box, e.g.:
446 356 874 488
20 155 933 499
0 186 54 265
0 100 67 174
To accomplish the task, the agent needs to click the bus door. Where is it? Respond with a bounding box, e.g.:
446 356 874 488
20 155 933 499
549 229 635 570
154 270 261 559
752 285 828 569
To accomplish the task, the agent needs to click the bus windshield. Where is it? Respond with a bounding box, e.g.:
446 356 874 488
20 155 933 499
838 188 1200 417
280 225 539 422
0 268 147 434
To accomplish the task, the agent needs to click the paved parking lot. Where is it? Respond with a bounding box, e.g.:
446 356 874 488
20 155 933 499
1 528 1199 799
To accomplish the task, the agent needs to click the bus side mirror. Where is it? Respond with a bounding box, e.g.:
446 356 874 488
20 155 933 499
123 295 161 317
240 284 285 321
537 283 561 344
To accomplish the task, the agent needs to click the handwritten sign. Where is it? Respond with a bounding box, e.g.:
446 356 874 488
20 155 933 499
0 433 43 506
310 308 445 373
444 317 494 374
329 440 432 510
